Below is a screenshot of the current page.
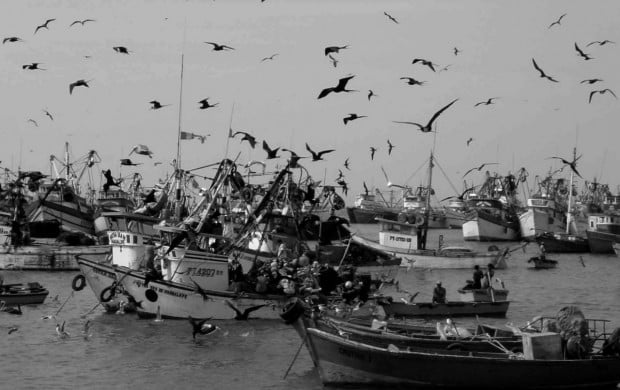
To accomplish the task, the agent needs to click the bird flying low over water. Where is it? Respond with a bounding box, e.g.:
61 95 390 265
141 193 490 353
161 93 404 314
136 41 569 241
204 41 234 51
188 316 218 339
22 62 45 70
318 75 356 99
589 89 617 103
343 113 367 125
574 43 593 60
463 163 498 178
400 77 425 86
149 100 170 110
34 19 55 34
548 13 566 29
3 36 24 44
532 58 558 82
474 97 499 107
232 131 257 148
306 143 335 161
324 45 349 56
262 140 280 159
384 11 398 24
69 79 91 94
281 149 305 168
581 78 603 85
225 300 266 320
411 58 436 72
198 98 219 109
69 19 95 27
586 40 615 47
130 144 154 158
393 98 458 133
113 46 131 54
548 155 582 178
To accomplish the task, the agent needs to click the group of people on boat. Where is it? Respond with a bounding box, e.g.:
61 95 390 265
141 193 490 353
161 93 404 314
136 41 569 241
432 263 499 303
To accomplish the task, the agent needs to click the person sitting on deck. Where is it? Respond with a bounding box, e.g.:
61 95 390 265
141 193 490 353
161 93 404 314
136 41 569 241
432 281 447 304
482 263 495 289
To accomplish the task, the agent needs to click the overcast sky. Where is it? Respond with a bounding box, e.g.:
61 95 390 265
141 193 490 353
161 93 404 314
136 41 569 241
2 0 619 203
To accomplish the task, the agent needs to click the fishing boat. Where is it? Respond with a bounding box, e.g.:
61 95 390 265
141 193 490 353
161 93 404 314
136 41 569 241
0 282 49 305
345 190 399 224
585 213 620 254
443 197 470 229
378 299 510 318
527 256 558 269
396 185 448 229
282 300 620 389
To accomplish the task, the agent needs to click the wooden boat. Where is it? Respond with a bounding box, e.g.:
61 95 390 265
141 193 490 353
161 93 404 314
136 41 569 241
283 301 620 389
457 287 509 302
0 282 49 305
528 256 558 269
462 198 521 241
378 299 510 318
585 213 620 254
535 231 589 253
345 191 399 224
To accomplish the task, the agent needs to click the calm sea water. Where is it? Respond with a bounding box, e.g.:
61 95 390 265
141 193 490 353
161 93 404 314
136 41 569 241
1 224 619 390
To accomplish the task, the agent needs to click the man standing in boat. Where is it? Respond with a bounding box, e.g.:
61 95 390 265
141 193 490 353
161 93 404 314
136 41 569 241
432 281 447 304
482 264 495 288
538 242 547 261
472 265 483 289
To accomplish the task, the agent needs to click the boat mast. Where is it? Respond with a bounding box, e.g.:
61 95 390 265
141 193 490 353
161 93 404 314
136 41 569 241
174 54 185 221
566 147 576 234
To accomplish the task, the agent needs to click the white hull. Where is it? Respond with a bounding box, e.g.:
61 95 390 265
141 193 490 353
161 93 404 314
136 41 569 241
462 219 519 242
76 257 128 309
518 208 565 241
0 244 110 270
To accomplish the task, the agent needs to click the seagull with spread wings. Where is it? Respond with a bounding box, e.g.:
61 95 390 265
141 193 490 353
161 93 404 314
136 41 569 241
587 40 615 47
225 300 266 320
393 99 458 133
574 43 593 60
548 155 582 178
401 77 425 86
35 19 55 34
262 140 280 159
412 58 437 72
384 11 398 24
548 13 566 29
306 143 335 161
232 131 257 148
324 45 349 56
532 58 558 83
69 79 92 94
589 89 617 103
474 97 499 107
204 41 234 51
261 53 278 62
343 113 367 125
463 163 498 178
318 75 357 99
387 140 394 155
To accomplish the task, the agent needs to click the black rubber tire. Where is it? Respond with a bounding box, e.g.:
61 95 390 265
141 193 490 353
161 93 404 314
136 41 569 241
71 274 87 291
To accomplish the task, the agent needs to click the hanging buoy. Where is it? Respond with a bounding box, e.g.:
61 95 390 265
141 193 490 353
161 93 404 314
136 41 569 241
71 274 86 291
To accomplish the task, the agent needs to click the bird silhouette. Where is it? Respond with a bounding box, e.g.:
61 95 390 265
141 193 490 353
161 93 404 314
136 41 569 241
27 119 38 127
474 97 499 107
102 169 122 192
130 144 153 158
3 36 24 44
370 147 377 160
232 131 257 148
463 163 498 178
387 140 394 155
149 100 170 110
43 109 54 120
336 169 345 181
574 43 593 60
324 45 349 56
589 88 617 103
34 19 55 34
262 140 280 159
380 167 409 189
454 47 461 56
532 58 558 82
400 77 425 86
327 54 338 68
412 58 436 72
8 326 19 335
337 179 349 195
318 75 356 99
306 143 335 161
344 158 350 170
70 19 95 27
368 90 377 100
198 98 219 110
363 181 369 195
188 316 218 339
260 53 278 62
204 41 234 51
440 186 476 202
113 46 131 54
225 300 266 320
466 137 474 146
581 78 603 85
120 159 141 166
22 62 45 70
383 12 398 24
586 40 615 47
281 149 305 168
548 13 566 29
548 155 582 178
438 64 452 73
343 113 367 125
69 79 91 94
393 98 458 133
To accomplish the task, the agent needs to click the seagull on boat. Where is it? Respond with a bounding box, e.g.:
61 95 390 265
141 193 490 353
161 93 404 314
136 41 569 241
69 79 92 94
393 99 458 133
262 140 280 159
224 300 266 320
232 131 257 149
400 77 425 86
113 46 131 54
324 45 349 56
129 144 154 158
204 41 234 51
411 58 436 72
149 100 170 110
548 155 582 178
574 43 593 60
318 75 357 99
532 58 558 82
463 163 498 178
474 97 499 107
188 316 218 339
383 12 398 24
305 143 335 161
548 13 566 29
589 89 617 103
343 113 367 125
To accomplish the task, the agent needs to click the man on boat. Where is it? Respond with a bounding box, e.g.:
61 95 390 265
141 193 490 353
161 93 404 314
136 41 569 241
472 265 483 289
538 242 546 261
482 263 495 288
432 281 447 304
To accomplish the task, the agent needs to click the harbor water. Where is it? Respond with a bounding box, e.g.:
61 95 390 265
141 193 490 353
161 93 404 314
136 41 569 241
1 224 619 390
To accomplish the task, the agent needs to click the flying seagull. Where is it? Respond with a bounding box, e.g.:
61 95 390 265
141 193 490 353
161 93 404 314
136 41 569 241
586 40 615 47
400 77 425 86
198 98 219 110
3 37 23 44
113 46 131 54
260 53 278 62
393 98 458 133
454 47 461 56
387 140 394 155
412 58 436 72
27 119 38 127
327 54 338 68
370 147 377 160
548 155 582 178
344 158 350 170
466 137 473 146
548 13 566 29
34 19 55 34
337 179 348 196
318 75 357 99
120 159 141 166
149 100 170 110
129 144 154 158
204 42 234 51
306 143 335 161
580 78 603 85
324 45 349 56
225 300 266 320
69 79 91 94
574 43 593 60
22 62 45 70
343 113 367 125
232 131 257 148
188 316 218 339
262 140 280 159
589 89 617 103
368 90 377 101
474 97 499 107
43 109 53 120
383 12 398 24
69 19 95 27
532 58 558 82
463 163 498 178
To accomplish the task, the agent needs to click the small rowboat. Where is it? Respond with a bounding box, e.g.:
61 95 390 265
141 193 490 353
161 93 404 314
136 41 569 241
528 256 558 269
0 282 49 305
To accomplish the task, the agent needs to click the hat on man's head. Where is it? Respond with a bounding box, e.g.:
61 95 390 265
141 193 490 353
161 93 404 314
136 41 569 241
436 281 442 286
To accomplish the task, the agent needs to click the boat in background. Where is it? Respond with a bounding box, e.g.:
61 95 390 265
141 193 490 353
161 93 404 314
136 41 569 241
345 189 399 224
585 213 620 254
527 256 558 269
0 282 49 305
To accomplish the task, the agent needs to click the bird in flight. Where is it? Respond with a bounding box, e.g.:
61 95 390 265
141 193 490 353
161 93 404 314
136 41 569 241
56 321 70 338
574 43 593 61
188 316 218 340
43 109 53 120
387 140 394 155
466 137 474 146
232 131 257 148
548 155 582 178
281 149 305 168
344 158 350 170
22 62 45 70
3 37 23 44
70 19 95 27
102 169 122 192
363 181 370 195
336 169 345 181
384 11 398 24
149 100 170 110
306 143 335 161
225 300 266 320
260 53 278 62
532 58 558 82
343 113 367 125
580 78 603 85
370 147 377 160
586 40 615 47
589 89 617 103
324 45 349 56
120 158 141 166
474 97 499 107
327 54 338 68
393 98 458 133
204 41 234 51
27 119 38 127
368 90 377 101
34 19 55 34
440 186 476 202
130 144 154 158
262 140 280 159
412 58 436 72
337 179 348 196
113 46 131 54
318 75 357 99
69 79 92 94
400 77 425 86
198 98 219 110
548 13 566 29
454 47 461 56
438 64 452 73
463 163 498 178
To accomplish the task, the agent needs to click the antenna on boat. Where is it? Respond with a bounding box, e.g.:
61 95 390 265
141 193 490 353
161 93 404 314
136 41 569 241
224 102 235 160
173 53 185 221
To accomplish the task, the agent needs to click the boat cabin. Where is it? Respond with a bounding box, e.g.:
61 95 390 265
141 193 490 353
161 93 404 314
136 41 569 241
587 213 620 233
376 217 419 251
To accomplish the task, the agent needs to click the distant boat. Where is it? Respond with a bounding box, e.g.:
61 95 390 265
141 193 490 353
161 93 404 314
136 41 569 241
585 213 620 254
345 191 399 224
527 256 558 269
462 198 521 241
0 282 49 305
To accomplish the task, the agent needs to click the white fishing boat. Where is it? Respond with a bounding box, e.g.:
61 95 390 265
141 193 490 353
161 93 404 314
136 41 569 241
462 198 520 241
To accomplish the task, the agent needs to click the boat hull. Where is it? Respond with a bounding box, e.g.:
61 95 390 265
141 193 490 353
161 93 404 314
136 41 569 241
585 230 618 254
0 284 49 305
346 207 398 224
535 233 590 253
518 208 566 241
0 244 110 270
381 300 510 318
463 217 520 242
27 200 95 236
76 256 127 310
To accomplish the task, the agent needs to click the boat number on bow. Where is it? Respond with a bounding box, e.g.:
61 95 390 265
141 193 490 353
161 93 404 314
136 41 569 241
388 235 412 243
108 231 125 245
184 267 223 277
134 281 188 299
